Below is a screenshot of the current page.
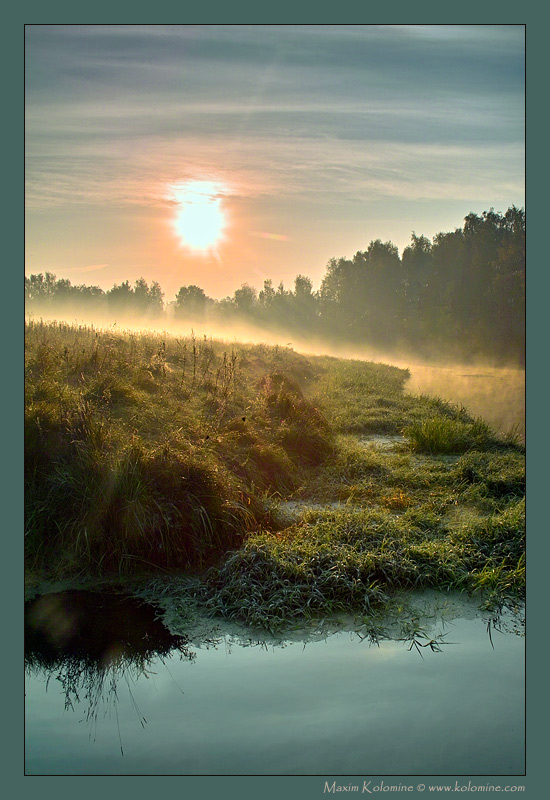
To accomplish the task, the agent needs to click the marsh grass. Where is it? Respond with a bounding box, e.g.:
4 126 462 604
204 446 525 630
204 492 524 630
25 321 332 576
308 357 412 433
403 414 505 454
26 320 524 623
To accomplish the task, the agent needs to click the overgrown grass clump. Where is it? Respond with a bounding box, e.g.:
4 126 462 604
403 415 505 454
25 321 333 576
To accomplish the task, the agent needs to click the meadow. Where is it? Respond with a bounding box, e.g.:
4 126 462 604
25 320 525 629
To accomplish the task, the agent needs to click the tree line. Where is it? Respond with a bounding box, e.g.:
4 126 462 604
25 206 525 364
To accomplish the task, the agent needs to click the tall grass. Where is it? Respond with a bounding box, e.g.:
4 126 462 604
25 321 333 576
26 320 524 622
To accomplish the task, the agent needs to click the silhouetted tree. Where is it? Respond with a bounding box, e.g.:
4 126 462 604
133 278 164 316
25 206 525 364
174 285 211 319
233 284 258 315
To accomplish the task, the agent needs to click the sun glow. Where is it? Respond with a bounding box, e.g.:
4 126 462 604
171 181 227 251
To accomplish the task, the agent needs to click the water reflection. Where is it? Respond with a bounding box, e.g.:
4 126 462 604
25 591 525 775
25 591 196 748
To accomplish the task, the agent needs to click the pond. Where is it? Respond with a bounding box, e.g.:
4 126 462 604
25 590 525 776
402 363 525 441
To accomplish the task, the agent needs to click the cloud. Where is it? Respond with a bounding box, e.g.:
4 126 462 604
25 25 524 214
25 130 525 212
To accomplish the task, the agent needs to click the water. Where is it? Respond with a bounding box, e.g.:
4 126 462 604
25 591 525 776
402 363 525 441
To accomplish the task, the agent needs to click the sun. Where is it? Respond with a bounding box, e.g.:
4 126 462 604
170 180 227 251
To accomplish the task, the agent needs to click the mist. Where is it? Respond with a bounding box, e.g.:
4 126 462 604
26 302 525 443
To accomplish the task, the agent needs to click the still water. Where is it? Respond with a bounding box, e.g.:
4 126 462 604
25 591 524 776
402 363 525 441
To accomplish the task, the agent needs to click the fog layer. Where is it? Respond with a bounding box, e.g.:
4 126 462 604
26 308 525 442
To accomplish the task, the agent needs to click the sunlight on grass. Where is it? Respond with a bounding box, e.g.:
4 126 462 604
25 320 524 625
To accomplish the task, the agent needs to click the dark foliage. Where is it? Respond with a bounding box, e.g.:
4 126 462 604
25 207 525 366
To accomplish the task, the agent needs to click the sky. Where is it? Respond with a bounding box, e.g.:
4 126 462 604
25 24 525 303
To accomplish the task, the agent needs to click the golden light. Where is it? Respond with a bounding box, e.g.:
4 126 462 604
170 180 227 251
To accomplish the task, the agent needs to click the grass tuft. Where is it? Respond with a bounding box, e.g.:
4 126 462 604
403 415 503 454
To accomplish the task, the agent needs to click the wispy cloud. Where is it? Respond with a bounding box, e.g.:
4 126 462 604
25 131 524 210
25 24 524 214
